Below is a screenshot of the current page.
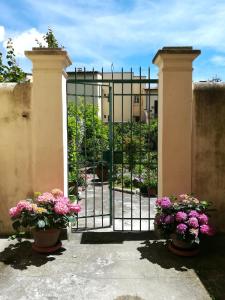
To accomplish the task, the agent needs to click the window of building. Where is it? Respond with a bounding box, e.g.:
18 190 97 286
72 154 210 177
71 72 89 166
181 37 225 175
134 95 140 103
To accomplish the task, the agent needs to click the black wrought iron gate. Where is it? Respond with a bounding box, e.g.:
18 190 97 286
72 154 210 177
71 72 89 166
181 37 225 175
67 68 158 231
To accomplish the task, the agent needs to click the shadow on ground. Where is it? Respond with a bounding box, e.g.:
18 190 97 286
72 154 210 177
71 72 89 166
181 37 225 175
137 233 225 300
0 241 66 270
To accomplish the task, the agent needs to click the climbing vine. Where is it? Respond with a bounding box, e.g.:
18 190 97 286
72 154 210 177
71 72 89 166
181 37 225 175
0 38 26 83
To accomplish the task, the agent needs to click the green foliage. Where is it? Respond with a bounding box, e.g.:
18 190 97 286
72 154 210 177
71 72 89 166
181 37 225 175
67 101 108 191
82 103 109 162
0 38 26 83
36 27 60 48
149 118 158 151
123 175 132 188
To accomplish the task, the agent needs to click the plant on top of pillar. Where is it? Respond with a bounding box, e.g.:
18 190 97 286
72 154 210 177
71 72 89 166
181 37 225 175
35 27 62 48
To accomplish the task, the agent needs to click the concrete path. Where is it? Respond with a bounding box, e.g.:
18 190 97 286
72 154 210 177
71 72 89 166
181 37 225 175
1 231 224 300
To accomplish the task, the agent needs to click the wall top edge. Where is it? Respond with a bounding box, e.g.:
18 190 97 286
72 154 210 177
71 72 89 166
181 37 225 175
152 47 201 64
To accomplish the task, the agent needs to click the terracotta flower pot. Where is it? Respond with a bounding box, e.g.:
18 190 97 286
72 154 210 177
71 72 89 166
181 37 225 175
32 228 61 253
147 187 157 197
96 165 109 182
168 234 200 256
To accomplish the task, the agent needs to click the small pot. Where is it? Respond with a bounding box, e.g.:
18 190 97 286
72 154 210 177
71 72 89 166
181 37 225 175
32 228 61 248
147 187 157 197
96 165 109 182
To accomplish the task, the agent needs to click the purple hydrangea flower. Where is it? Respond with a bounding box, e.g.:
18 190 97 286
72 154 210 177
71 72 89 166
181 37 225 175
175 211 187 222
176 223 188 234
164 215 175 224
200 224 214 236
188 210 199 218
198 213 208 225
188 217 199 228
160 197 172 209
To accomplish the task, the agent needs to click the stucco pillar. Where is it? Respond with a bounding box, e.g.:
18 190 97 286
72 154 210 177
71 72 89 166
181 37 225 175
25 48 72 195
152 47 200 197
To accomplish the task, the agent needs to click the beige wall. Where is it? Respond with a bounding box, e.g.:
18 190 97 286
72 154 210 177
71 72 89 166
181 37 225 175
0 83 32 234
0 49 71 234
192 82 225 232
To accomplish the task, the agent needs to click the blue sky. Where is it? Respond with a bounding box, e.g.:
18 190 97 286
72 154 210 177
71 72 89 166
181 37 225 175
0 0 225 80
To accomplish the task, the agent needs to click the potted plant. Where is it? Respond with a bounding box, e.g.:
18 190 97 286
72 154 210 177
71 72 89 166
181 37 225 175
9 188 81 253
155 194 215 256
139 171 158 196
96 161 109 182
145 177 158 197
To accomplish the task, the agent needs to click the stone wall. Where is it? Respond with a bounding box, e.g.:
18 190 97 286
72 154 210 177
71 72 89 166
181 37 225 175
0 83 32 234
192 82 225 232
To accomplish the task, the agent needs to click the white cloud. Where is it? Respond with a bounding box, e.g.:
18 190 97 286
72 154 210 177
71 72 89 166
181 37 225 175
2 0 225 78
211 55 225 67
0 26 5 42
3 28 46 57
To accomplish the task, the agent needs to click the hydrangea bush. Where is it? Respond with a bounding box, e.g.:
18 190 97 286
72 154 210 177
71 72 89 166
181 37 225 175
9 189 81 233
155 194 214 244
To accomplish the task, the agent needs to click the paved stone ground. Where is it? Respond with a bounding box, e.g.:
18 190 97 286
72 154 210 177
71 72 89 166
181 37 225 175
75 176 156 231
0 231 225 300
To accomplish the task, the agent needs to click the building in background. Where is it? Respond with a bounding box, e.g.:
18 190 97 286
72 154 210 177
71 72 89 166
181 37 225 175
67 70 158 123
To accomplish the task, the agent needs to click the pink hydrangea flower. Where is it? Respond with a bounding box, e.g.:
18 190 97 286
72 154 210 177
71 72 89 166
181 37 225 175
176 223 188 234
175 211 187 222
54 202 69 215
55 196 70 204
9 207 20 218
189 210 199 218
164 215 175 224
188 217 199 228
37 192 55 203
51 188 64 198
69 203 81 213
179 194 188 199
160 197 172 209
200 224 215 236
17 200 33 212
198 213 208 225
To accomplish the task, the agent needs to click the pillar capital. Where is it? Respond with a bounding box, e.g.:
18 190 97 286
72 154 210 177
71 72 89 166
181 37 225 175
153 46 201 63
25 48 72 74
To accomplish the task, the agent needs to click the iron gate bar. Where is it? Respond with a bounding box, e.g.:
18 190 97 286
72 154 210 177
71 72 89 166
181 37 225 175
130 67 133 231
121 68 124 231
67 79 158 84
101 67 104 228
84 68 87 228
109 84 113 226
148 67 151 231
92 68 96 228
139 67 142 231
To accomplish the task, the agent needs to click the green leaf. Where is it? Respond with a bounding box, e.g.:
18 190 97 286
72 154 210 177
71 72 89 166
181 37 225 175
12 220 21 231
